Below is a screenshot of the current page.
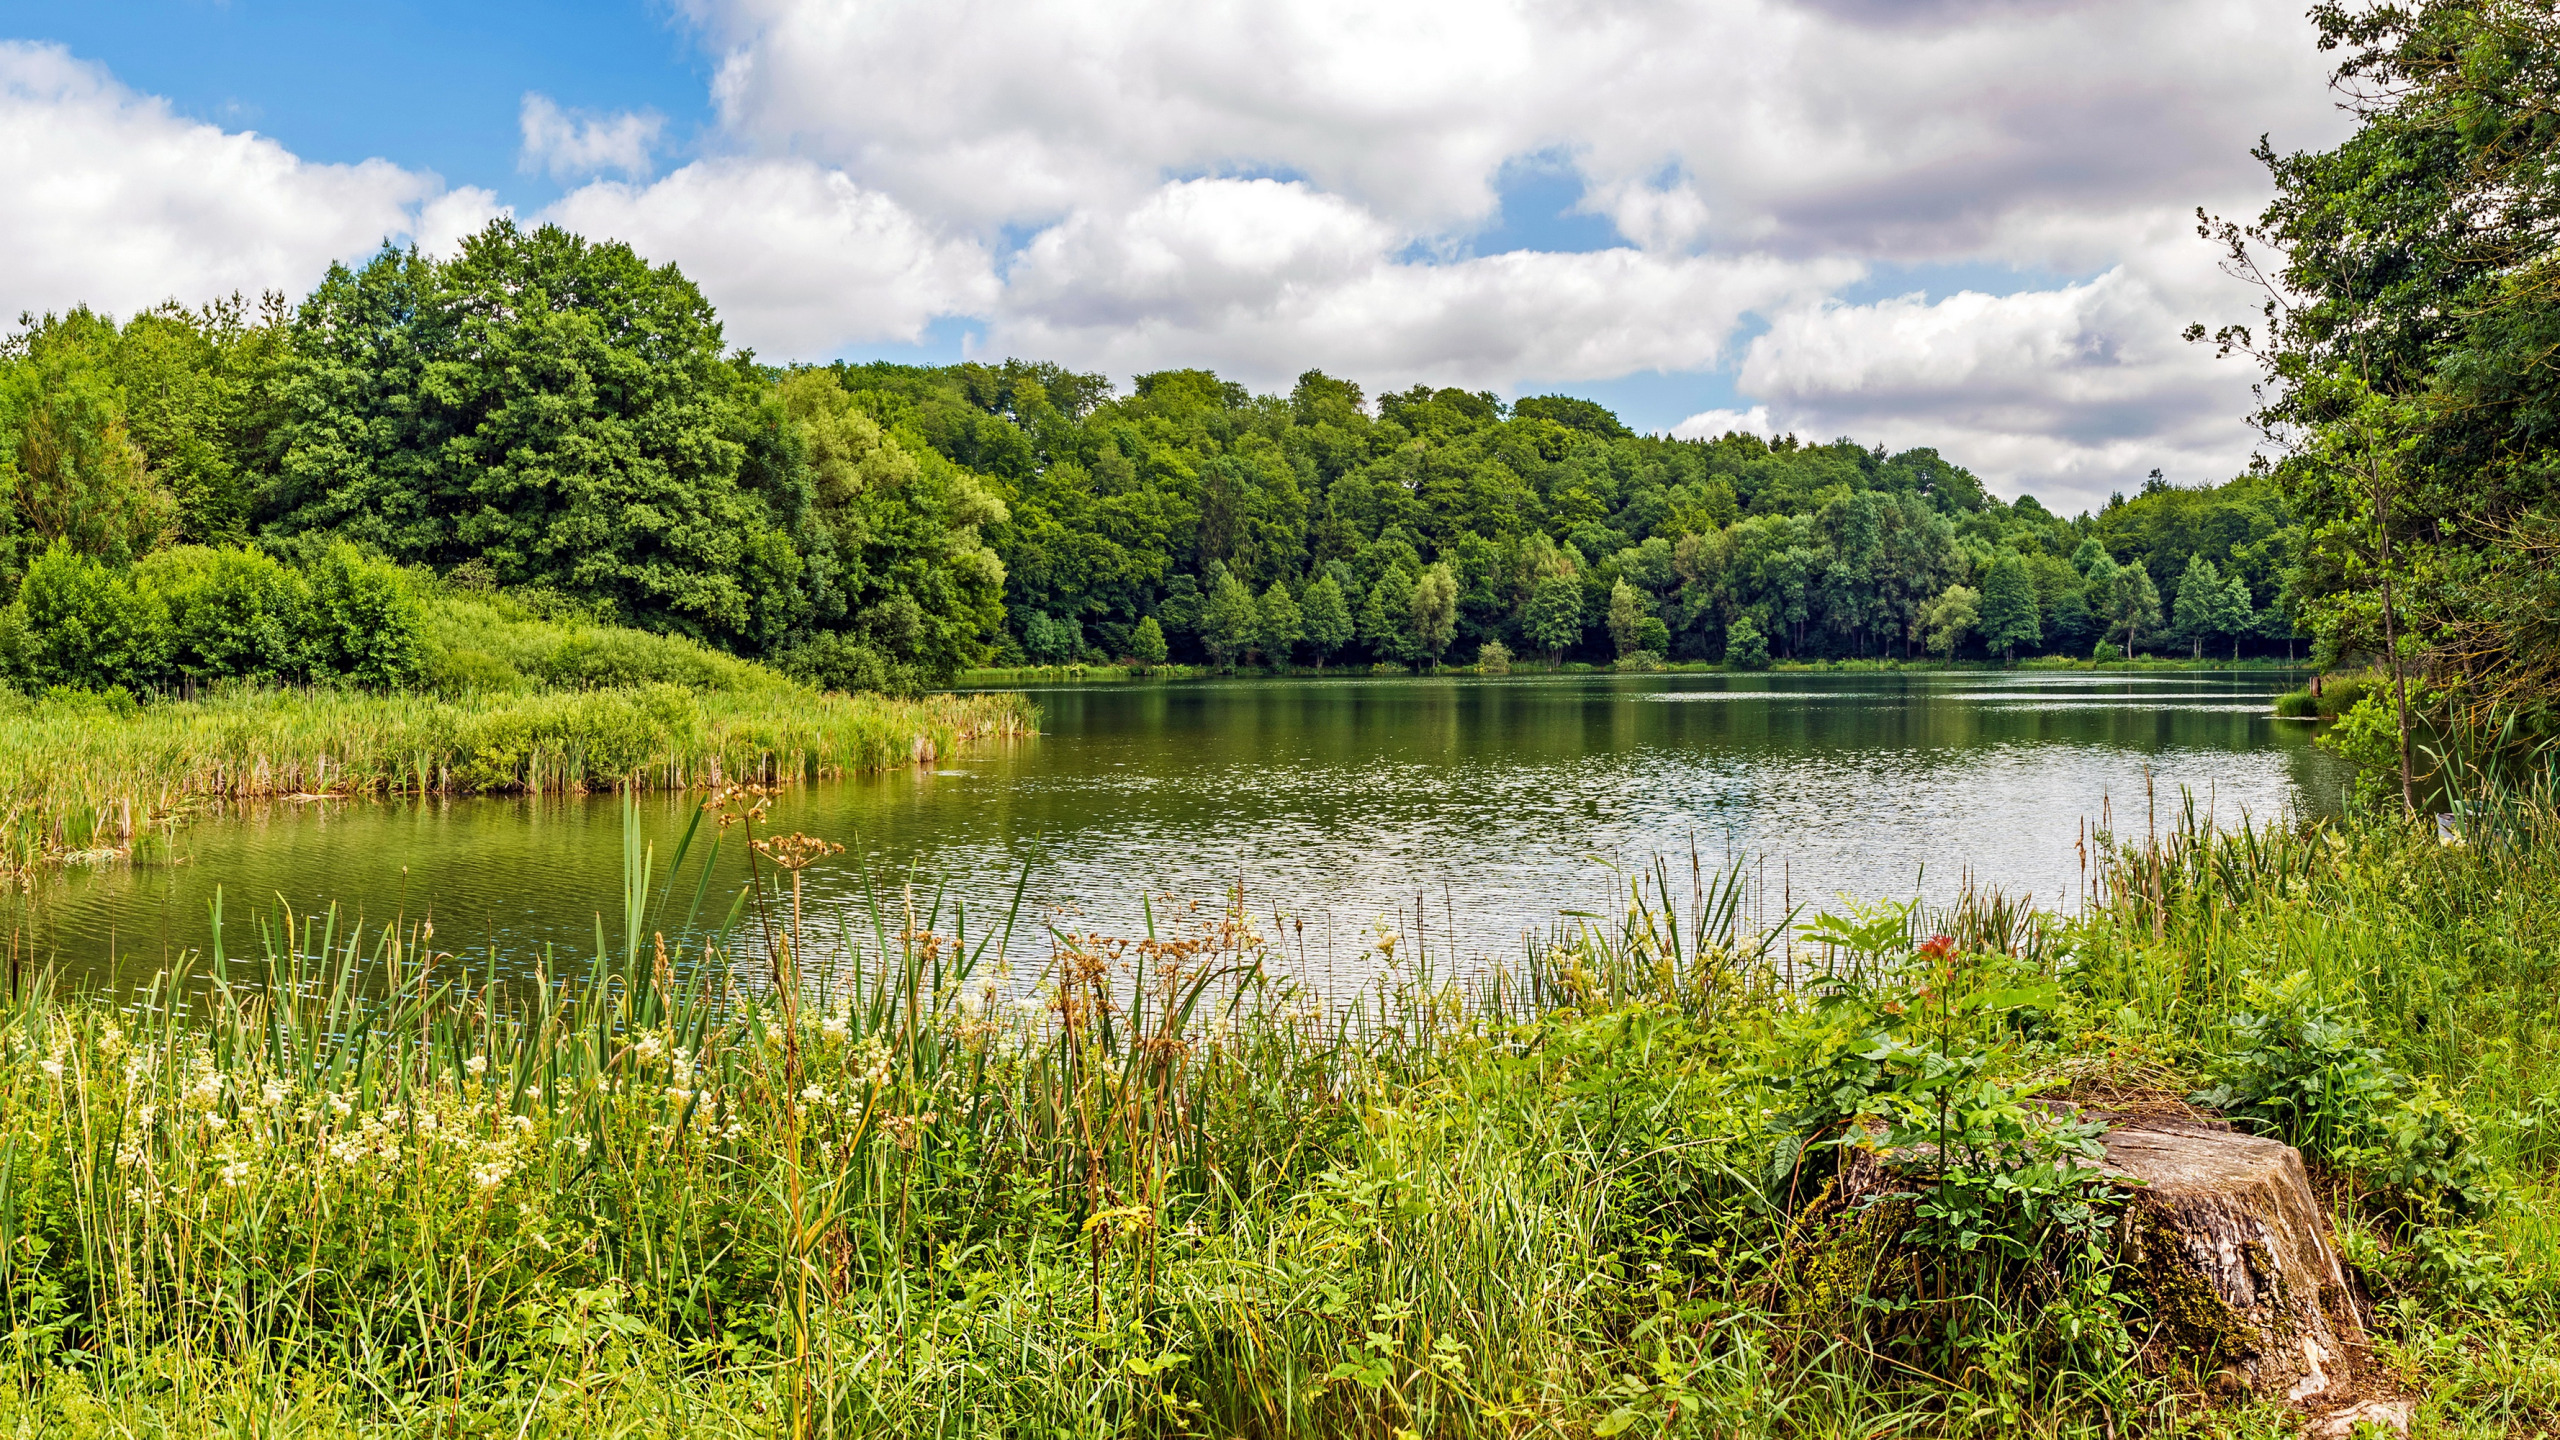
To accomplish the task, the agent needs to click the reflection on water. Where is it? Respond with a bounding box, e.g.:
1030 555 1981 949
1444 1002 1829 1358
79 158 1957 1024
11 670 2347 991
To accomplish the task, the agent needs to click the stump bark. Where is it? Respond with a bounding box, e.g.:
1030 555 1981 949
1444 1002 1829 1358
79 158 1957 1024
2098 1120 2367 1402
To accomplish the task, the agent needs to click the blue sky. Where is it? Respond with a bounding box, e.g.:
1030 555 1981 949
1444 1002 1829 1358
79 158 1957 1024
0 1 2350 506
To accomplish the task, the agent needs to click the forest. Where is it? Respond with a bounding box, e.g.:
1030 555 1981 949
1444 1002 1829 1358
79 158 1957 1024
0 220 2300 705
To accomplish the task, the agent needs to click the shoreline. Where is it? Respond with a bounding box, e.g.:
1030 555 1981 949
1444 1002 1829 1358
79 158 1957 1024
0 684 1036 882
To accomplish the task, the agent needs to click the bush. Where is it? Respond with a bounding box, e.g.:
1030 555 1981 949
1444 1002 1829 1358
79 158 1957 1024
306 542 428 689
2273 687 2317 718
778 631 913 695
14 542 168 693
1475 638 1511 674
138 544 314 684
2193 972 2494 1216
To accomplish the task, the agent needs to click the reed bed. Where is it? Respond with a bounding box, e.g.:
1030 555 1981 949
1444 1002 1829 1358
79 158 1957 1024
0 684 1035 881
0 787 2551 1436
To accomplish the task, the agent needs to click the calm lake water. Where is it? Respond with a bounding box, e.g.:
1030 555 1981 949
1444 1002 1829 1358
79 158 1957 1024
14 670 2345 991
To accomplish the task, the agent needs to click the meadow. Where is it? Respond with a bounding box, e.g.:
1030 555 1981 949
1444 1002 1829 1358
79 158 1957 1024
0 778 2548 1438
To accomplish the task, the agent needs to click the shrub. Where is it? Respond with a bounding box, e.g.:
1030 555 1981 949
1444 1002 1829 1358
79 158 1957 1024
2193 972 2494 1216
778 631 910 695
1475 638 1511 674
14 542 168 693
138 544 314 684
305 542 428 688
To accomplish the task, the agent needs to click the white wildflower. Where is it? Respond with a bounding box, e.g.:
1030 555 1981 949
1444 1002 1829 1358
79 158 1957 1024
464 1055 488 1078
821 1015 849 1043
203 1112 227 1132
218 1161 251 1188
468 1160 512 1190
37 1059 63 1081
508 1114 535 1135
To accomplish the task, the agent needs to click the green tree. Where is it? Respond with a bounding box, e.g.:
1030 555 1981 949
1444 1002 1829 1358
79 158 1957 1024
2108 562 2164 656
1410 563 1458 669
2173 555 2225 659
1524 572 1582 663
272 220 781 644
1605 578 1649 658
1978 549 2041 661
780 370 1007 683
1130 614 1168 672
1300 572 1352 671
0 310 178 582
1359 566 1418 664
1724 613 1771 669
1256 580 1302 668
1915 583 1981 658
2214 572 2255 661
1202 567 1258 669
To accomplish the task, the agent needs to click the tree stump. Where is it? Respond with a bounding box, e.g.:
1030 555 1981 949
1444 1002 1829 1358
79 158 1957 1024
2098 1120 2368 1402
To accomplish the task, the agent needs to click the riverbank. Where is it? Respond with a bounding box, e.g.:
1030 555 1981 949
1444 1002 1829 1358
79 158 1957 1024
0 683 1034 882
0 794 2550 1436
956 655 2310 686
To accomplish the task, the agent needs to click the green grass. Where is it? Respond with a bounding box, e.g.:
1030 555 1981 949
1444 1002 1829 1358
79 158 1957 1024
0 782 2552 1435
0 584 1037 880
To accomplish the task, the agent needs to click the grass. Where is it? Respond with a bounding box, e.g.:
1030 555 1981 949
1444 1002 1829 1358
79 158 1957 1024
0 581 1036 881
0 775 2552 1436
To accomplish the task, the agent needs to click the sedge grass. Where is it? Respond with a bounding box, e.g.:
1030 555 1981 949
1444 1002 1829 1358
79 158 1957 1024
0 786 2551 1434
0 683 1033 882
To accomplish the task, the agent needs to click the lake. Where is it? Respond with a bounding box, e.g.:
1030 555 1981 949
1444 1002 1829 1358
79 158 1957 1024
11 669 2345 992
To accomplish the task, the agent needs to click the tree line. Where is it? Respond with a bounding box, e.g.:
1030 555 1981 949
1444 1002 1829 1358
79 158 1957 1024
2 217 2307 700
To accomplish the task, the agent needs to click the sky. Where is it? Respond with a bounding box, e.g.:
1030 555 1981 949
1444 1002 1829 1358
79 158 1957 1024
0 0 2355 513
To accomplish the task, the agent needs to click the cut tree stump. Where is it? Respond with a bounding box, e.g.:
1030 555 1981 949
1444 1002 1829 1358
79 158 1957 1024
2097 1119 2368 1403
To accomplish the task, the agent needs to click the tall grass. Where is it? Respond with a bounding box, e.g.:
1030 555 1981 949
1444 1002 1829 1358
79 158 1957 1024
0 684 1033 881
0 787 2553 1435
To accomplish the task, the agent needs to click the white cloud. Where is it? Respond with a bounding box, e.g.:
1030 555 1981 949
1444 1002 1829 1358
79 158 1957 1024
0 41 437 318
519 93 664 181
413 187 511 258
979 178 1859 391
1672 406 1777 441
1707 224 2259 510
543 159 997 354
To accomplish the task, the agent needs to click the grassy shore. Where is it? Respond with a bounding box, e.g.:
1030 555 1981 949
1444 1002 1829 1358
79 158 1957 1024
0 682 1032 880
0 787 2549 1436
956 655 2309 686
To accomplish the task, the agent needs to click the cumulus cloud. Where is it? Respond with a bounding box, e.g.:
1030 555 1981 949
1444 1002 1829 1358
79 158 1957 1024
0 41 437 317
982 177 1858 391
1682 224 2256 510
518 93 664 181
543 159 997 354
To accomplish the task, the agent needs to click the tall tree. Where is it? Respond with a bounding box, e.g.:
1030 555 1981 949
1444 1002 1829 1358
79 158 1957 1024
2173 555 2226 659
1256 579 1302 668
1410 563 1458 669
1202 566 1258 670
1978 548 2041 661
1300 572 1352 671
